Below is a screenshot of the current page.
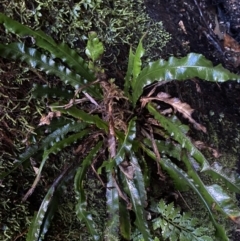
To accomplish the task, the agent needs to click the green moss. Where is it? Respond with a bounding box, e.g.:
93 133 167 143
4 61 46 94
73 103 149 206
1 0 171 52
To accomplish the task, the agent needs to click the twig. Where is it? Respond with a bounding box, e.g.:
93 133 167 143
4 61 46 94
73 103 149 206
177 190 193 211
192 0 224 54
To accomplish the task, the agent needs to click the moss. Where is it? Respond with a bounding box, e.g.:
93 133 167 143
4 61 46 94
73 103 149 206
1 0 171 53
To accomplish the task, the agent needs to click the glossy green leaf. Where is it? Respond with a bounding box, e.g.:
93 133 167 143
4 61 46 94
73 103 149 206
114 117 136 165
124 46 134 99
0 144 38 179
0 13 95 82
132 35 145 87
124 177 152 241
133 53 240 104
24 130 89 200
138 155 150 188
147 104 210 171
51 106 108 132
105 171 120 241
0 121 87 179
206 162 240 193
32 84 73 99
40 121 87 149
129 152 147 207
26 164 74 241
119 201 131 240
143 147 229 241
85 32 104 62
205 184 240 223
0 43 98 96
74 141 103 241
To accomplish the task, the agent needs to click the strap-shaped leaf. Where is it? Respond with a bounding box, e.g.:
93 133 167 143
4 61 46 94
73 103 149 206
0 13 94 82
133 53 240 104
145 138 240 223
123 177 152 241
24 130 89 200
143 147 229 241
132 35 145 87
0 144 39 180
119 200 131 240
129 152 147 207
114 117 136 165
32 84 73 99
105 172 120 241
26 164 74 241
143 139 189 191
206 162 240 193
181 152 240 227
0 43 98 96
124 46 134 98
40 121 88 149
51 106 108 131
147 104 210 171
74 141 102 241
0 121 87 179
205 184 240 223
145 129 240 196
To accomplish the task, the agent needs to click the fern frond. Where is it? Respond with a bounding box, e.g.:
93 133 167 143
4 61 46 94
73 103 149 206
0 13 95 82
32 84 73 99
0 121 87 179
152 200 214 241
0 43 99 96
51 106 108 131
147 103 210 171
105 171 120 241
74 141 103 241
206 162 240 193
143 146 229 241
114 117 136 165
133 53 240 105
24 130 90 200
123 176 152 241
26 164 75 241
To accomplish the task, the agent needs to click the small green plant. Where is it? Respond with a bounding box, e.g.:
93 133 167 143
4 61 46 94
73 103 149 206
152 200 214 241
131 199 214 241
1 13 240 241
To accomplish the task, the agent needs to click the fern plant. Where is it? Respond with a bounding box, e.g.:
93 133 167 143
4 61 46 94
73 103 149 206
152 200 213 241
1 13 240 241
132 199 214 241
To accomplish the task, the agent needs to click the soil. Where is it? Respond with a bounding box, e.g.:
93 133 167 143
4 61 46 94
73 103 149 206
144 0 240 240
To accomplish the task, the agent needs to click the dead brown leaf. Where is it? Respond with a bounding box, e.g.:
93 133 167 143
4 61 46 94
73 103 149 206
38 111 61 126
157 92 207 133
119 161 135 180
224 33 240 52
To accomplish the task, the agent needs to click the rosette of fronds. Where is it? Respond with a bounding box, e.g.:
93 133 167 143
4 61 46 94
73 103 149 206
1 13 240 241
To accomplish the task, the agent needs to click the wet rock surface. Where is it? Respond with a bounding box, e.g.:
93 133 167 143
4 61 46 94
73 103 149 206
144 0 240 69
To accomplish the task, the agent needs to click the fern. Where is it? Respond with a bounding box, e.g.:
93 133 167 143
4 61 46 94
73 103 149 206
132 53 240 105
0 13 95 81
1 15 240 241
152 200 213 241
